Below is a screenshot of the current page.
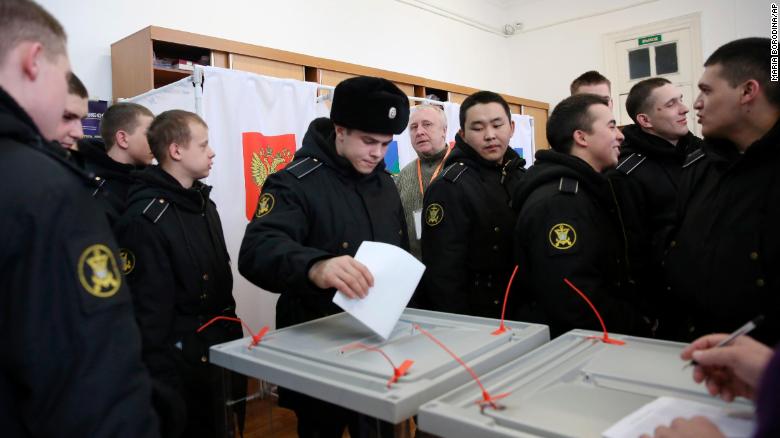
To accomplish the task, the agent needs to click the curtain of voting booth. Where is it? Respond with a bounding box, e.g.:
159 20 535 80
127 66 536 335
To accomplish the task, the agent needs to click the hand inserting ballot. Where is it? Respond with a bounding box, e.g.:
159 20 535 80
308 255 374 299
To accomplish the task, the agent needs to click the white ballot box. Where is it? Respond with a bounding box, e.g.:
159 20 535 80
209 308 549 424
417 329 755 438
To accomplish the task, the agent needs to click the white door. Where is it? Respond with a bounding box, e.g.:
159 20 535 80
606 15 703 137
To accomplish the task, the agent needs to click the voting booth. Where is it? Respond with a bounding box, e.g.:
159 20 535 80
210 308 549 425
416 329 755 438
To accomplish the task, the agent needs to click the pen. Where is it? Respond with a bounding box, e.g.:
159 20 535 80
685 315 765 368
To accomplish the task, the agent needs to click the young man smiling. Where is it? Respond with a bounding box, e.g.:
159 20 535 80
513 94 655 338
54 72 88 150
609 78 703 337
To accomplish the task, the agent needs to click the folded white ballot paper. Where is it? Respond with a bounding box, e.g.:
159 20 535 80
332 241 425 339
603 396 755 438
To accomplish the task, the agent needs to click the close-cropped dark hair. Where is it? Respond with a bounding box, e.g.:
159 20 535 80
68 72 88 98
625 77 671 124
705 37 780 106
100 102 154 149
570 70 611 95
146 110 207 163
547 94 610 153
459 90 511 128
0 0 66 63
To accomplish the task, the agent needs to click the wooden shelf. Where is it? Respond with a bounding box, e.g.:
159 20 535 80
152 66 193 88
111 25 550 148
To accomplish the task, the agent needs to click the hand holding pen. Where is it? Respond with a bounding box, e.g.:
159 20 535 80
680 320 773 402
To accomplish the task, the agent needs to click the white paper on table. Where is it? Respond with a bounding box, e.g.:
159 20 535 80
602 396 755 438
332 241 425 339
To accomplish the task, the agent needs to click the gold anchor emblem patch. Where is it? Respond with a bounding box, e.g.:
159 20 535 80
425 203 444 227
549 223 576 250
78 244 122 298
119 248 135 275
256 193 275 218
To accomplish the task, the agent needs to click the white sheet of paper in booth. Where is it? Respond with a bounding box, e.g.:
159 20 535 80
332 241 426 339
602 396 755 438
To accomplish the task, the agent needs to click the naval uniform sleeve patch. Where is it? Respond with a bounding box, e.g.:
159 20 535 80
425 203 444 227
548 222 577 253
78 244 122 298
255 193 275 218
119 248 135 275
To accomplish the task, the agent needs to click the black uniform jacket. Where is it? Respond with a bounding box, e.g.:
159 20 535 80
0 87 159 437
238 117 408 329
610 125 703 267
416 135 525 318
513 150 654 338
665 120 780 345
115 166 239 388
72 138 140 227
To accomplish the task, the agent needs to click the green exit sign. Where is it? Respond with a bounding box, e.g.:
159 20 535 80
638 34 662 45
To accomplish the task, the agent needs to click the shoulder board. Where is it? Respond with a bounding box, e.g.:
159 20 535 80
441 162 468 183
683 148 705 168
285 157 323 179
558 177 579 194
615 152 647 175
91 175 107 197
141 197 170 224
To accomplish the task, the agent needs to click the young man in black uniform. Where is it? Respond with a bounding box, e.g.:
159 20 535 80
665 38 780 345
116 110 244 437
609 78 703 337
571 70 613 110
513 94 656 338
54 71 88 150
0 1 159 436
416 91 525 318
239 76 409 437
75 102 154 226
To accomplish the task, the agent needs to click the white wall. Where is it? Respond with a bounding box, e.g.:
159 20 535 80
38 0 513 101
40 0 767 107
506 0 767 109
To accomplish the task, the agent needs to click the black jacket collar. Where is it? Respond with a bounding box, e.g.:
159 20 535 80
515 149 610 207
446 134 525 177
0 86 95 183
74 138 138 182
620 124 700 162
703 117 780 166
128 165 212 213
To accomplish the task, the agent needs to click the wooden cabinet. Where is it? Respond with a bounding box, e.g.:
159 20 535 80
111 26 549 148
229 54 305 80
522 106 549 149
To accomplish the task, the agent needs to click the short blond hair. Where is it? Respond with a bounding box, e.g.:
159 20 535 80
411 103 447 130
147 110 208 163
0 0 67 64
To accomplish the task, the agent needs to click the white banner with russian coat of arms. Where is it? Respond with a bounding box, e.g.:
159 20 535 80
202 66 325 333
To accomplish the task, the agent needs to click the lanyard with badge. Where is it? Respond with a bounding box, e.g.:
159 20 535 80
413 145 452 239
